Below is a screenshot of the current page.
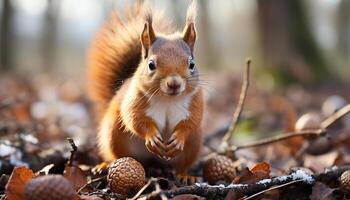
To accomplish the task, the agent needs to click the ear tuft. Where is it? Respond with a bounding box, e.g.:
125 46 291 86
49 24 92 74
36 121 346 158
182 0 197 53
185 0 197 25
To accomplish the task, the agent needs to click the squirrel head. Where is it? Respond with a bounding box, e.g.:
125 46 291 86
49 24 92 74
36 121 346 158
137 1 198 97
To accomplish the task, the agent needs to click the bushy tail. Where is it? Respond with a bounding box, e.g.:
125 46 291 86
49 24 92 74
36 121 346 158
87 3 173 118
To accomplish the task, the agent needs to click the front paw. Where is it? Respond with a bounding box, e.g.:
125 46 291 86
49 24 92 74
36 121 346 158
145 132 166 157
164 134 185 159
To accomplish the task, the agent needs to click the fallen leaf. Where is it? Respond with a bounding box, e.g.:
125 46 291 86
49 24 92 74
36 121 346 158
236 162 271 184
64 165 87 192
225 190 241 200
78 195 103 200
251 162 270 174
5 166 34 200
309 182 335 200
304 151 338 173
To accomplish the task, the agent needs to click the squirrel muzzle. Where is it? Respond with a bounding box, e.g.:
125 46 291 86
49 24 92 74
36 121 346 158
161 75 185 96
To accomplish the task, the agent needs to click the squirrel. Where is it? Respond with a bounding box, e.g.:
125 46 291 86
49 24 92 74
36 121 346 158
87 1 203 177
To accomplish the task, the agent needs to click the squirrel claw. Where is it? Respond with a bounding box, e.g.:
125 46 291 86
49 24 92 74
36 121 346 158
145 133 166 156
165 135 184 158
92 161 110 175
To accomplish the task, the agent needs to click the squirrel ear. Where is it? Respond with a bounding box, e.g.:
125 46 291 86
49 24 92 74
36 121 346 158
182 22 196 53
140 21 156 58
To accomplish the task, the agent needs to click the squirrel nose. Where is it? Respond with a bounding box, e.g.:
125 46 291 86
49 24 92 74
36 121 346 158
167 81 181 90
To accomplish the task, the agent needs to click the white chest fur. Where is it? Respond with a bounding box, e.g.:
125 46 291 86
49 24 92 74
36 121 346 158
146 94 193 135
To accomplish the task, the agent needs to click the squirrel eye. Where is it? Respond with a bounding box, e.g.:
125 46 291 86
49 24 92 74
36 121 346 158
189 59 195 72
148 60 156 71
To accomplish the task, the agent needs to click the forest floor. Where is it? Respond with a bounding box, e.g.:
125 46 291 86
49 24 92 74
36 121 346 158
1 68 350 200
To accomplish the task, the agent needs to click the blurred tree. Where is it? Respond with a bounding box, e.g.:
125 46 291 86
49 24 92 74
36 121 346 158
337 0 350 61
196 0 218 69
42 0 60 72
257 0 330 85
168 0 183 27
0 0 14 71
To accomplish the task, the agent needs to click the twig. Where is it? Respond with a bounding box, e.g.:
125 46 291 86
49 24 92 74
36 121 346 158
130 178 168 200
220 58 251 151
223 103 350 153
155 181 167 200
321 104 350 128
77 175 107 194
242 179 302 200
67 138 77 166
0 95 25 110
129 178 156 200
229 129 325 152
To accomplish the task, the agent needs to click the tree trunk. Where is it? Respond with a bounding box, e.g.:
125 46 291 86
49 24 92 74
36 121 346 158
196 0 218 69
0 0 14 71
257 0 329 85
337 0 350 60
41 0 59 72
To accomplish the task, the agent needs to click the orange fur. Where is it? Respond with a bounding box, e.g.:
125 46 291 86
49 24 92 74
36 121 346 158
88 1 203 174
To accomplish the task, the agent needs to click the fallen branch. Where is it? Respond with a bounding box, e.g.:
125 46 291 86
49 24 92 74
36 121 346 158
162 169 314 199
316 165 350 183
220 58 251 152
152 165 350 199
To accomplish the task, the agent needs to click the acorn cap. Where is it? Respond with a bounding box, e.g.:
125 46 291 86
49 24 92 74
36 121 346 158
340 170 350 191
24 175 76 200
203 154 237 184
107 157 146 197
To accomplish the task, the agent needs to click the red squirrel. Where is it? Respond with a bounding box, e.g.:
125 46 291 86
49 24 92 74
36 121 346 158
88 1 203 176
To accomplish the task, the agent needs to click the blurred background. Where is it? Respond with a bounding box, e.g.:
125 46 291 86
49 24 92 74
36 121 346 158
0 0 349 145
1 0 349 84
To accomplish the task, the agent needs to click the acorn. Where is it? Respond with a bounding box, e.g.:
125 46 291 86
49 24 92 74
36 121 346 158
107 157 145 197
203 154 237 184
340 170 350 191
295 112 332 155
24 175 76 200
295 112 321 131
322 95 347 117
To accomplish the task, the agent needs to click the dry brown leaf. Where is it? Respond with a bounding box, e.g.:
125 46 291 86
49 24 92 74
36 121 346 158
309 182 335 200
236 162 271 184
224 190 241 200
78 195 103 200
304 151 338 173
5 166 34 200
64 165 87 192
251 162 271 174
